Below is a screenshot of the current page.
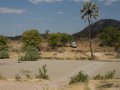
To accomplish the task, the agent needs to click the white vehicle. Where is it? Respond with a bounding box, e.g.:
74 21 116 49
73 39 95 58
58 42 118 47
70 42 77 48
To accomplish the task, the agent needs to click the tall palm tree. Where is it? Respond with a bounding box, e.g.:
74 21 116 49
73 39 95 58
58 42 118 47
80 2 99 59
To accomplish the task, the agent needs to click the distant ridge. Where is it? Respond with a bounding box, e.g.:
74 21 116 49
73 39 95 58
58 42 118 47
73 19 120 39
7 34 46 40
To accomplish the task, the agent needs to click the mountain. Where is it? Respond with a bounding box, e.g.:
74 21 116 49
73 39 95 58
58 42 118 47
73 19 120 39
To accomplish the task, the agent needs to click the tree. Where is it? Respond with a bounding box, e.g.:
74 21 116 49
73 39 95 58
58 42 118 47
0 35 9 59
48 33 59 48
45 29 50 39
22 29 41 49
60 33 72 46
100 26 120 47
48 33 72 48
0 35 8 50
80 1 99 58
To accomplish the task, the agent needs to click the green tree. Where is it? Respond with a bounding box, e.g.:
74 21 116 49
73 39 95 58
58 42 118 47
48 33 59 48
22 29 41 49
0 35 8 50
60 33 72 46
100 27 120 47
0 35 9 59
48 33 72 48
81 2 99 58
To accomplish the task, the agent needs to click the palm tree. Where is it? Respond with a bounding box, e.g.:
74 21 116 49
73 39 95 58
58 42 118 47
80 2 99 58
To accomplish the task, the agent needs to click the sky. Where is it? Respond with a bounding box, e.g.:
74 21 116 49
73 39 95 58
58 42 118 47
0 0 120 36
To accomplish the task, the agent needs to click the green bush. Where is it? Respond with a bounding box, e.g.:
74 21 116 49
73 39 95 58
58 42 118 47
36 64 49 80
69 71 89 85
48 33 72 48
0 35 8 50
48 33 58 48
0 49 9 59
19 46 40 61
99 27 120 47
93 70 115 80
22 29 41 49
93 74 104 80
0 35 7 46
104 70 115 79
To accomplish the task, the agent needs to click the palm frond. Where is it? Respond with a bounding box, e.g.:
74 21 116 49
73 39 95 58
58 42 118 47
80 2 99 21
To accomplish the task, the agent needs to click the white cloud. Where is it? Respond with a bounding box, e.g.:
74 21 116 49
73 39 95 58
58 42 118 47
104 0 119 5
71 0 118 5
28 0 63 4
0 7 25 14
70 0 90 3
56 11 63 15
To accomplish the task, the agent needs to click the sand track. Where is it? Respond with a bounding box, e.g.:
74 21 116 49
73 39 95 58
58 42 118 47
0 59 120 90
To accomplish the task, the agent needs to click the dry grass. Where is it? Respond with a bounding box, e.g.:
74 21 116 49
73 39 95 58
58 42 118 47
61 80 120 90
7 39 119 61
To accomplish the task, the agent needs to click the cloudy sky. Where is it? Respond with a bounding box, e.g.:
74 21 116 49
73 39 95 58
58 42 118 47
0 0 120 36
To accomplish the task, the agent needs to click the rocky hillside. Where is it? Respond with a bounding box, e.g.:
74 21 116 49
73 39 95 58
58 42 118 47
73 19 120 39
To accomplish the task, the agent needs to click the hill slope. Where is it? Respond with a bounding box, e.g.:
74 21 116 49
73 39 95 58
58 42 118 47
73 19 120 39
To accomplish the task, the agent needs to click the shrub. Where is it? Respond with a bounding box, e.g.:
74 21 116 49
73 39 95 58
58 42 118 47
15 74 21 81
99 26 120 47
19 46 40 61
93 70 115 80
69 71 89 84
36 64 49 80
48 33 59 48
0 49 9 59
22 29 41 49
93 74 104 80
48 33 72 48
0 35 7 46
25 74 31 79
104 70 115 79
0 45 8 51
0 35 8 50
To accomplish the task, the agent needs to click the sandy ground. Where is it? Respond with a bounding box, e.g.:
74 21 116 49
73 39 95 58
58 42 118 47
8 40 120 61
0 59 120 90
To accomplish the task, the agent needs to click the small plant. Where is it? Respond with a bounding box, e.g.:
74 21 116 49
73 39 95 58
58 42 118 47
0 49 9 59
15 74 21 81
69 71 89 85
80 57 86 60
93 74 104 80
104 70 115 79
18 46 40 61
88 56 95 60
36 64 49 80
26 74 31 79
96 80 113 90
93 70 116 80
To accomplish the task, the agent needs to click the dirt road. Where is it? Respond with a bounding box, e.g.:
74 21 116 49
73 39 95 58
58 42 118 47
0 59 120 90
